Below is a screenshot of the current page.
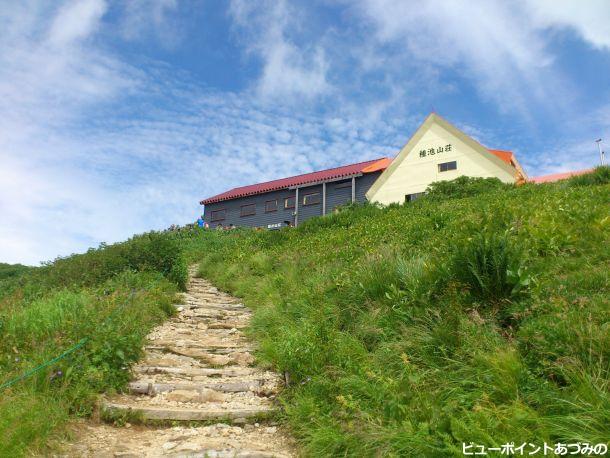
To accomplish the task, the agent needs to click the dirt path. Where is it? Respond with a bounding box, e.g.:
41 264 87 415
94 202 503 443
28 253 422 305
62 266 294 457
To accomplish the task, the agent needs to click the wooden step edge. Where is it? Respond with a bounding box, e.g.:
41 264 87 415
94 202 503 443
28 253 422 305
128 380 274 395
102 402 276 421
166 450 291 458
181 304 249 312
145 345 253 356
134 366 259 377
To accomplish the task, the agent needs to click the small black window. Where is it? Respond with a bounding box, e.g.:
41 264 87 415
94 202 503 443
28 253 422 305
438 161 457 172
405 192 425 203
240 204 256 217
265 200 278 212
210 209 226 221
284 196 295 209
335 181 351 189
303 192 320 206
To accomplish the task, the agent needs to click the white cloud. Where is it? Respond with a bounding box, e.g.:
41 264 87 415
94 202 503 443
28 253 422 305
521 103 610 175
0 0 397 265
48 0 107 46
118 0 183 47
350 0 564 117
0 0 608 266
229 0 330 100
523 0 610 50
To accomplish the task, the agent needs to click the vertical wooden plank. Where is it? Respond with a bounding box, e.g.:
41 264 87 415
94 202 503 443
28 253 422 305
295 187 299 227
322 182 326 216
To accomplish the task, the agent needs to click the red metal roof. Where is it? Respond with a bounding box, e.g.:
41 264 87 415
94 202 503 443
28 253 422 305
488 149 515 166
530 169 593 183
200 157 392 205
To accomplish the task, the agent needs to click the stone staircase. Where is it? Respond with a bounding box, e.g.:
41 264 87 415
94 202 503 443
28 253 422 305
64 267 294 457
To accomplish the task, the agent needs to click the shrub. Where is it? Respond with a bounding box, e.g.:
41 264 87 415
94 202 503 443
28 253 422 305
11 231 188 295
0 263 32 280
425 176 511 201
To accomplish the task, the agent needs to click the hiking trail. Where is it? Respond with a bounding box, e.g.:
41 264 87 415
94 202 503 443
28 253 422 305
63 266 294 457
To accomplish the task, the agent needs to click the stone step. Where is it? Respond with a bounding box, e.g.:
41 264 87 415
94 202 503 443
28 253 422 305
146 346 249 356
102 402 275 422
181 312 250 321
186 304 248 312
164 349 254 367
168 320 248 330
206 322 248 330
144 341 249 354
167 449 288 458
128 380 273 395
134 366 259 378
148 338 248 348
147 346 255 362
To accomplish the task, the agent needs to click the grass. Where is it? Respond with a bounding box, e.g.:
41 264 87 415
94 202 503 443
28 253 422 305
0 232 186 456
188 169 609 456
0 168 608 456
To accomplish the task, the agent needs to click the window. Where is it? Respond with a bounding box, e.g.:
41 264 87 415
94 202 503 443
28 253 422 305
335 180 351 189
265 200 278 212
284 196 295 209
210 209 226 221
438 161 457 172
240 204 256 217
303 192 320 206
405 192 425 203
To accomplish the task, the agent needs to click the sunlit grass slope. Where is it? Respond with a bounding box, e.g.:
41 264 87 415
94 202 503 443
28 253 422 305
0 168 607 457
191 169 609 456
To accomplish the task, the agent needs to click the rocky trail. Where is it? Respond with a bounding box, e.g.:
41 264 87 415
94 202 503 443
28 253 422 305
63 267 294 457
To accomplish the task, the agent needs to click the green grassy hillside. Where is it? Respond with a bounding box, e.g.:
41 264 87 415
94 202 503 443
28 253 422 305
0 233 187 455
188 170 609 456
0 168 608 456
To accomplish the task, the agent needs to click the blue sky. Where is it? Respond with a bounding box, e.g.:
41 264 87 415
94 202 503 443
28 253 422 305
1 0 609 265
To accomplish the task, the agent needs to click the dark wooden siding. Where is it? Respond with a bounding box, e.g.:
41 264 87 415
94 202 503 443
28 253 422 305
203 171 382 228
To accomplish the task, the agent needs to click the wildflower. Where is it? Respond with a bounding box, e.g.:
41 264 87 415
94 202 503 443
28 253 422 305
50 370 63 381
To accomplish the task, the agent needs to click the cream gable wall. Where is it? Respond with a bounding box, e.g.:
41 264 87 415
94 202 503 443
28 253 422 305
366 114 517 205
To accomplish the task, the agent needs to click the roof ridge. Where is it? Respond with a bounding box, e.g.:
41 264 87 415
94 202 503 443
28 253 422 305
231 157 389 191
200 157 391 205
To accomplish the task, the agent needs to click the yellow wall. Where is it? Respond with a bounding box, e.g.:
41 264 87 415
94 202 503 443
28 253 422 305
367 115 517 205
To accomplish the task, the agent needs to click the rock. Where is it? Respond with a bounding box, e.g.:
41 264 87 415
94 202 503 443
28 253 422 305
232 352 255 366
166 390 202 403
165 388 224 403
203 354 232 366
162 441 177 450
199 388 225 402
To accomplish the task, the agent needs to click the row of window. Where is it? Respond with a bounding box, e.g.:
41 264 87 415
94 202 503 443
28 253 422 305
210 164 455 221
210 192 323 221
